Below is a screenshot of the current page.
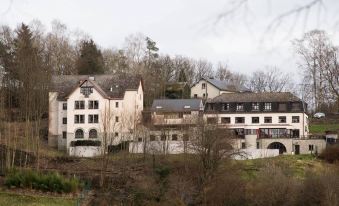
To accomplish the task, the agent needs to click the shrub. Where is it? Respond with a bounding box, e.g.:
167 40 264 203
70 140 101 147
319 144 339 163
4 169 81 193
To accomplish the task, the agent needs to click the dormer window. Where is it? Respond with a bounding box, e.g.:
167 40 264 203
252 103 259 111
236 103 244 111
221 103 229 111
264 103 272 111
207 103 214 111
292 102 300 111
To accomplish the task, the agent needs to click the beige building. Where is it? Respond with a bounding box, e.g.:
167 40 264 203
48 74 143 156
191 78 250 99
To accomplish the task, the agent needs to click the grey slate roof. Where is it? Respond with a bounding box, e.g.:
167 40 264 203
151 99 203 112
208 92 302 103
50 74 142 100
196 78 250 92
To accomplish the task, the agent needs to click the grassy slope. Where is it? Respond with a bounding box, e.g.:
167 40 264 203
236 154 327 179
0 192 76 206
309 123 339 134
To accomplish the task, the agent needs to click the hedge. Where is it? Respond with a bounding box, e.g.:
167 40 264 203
5 169 81 193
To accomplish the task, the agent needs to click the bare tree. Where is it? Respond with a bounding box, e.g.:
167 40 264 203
194 59 214 84
293 30 335 111
247 66 293 93
215 63 232 81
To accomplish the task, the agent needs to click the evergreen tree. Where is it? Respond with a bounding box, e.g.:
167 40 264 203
13 23 48 118
76 39 104 74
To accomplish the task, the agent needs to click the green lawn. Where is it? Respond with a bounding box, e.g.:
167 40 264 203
309 123 339 134
0 192 76 206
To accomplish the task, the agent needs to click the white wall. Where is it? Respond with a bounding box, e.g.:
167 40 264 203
69 146 102 157
205 112 308 136
48 92 59 147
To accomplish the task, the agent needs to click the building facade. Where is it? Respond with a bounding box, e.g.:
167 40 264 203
204 92 326 154
129 99 204 154
48 74 143 155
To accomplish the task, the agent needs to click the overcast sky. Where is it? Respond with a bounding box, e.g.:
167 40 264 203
1 0 339 81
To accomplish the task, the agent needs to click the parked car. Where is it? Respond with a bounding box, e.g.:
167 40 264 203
314 112 325 119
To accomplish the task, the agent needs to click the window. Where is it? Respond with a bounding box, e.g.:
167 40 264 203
236 103 244 111
115 102 119 108
264 117 272 123
279 116 286 123
115 116 119 122
221 117 231 124
88 115 99 123
309 145 314 151
194 94 198 98
172 134 178 141
252 117 259 123
235 117 245 124
202 83 206 89
62 118 67 124
241 142 246 149
62 131 67 139
138 137 142 142
115 132 119 137
89 129 98 138
161 135 166 141
252 103 259 111
183 134 189 141
292 116 300 123
74 115 84 124
75 101 84 109
207 117 217 124
256 142 260 149
88 100 99 109
179 112 183 118
264 103 272 111
203 93 206 98
278 103 287 111
150 135 156 141
222 103 229 111
292 102 300 111
62 103 67 110
75 129 84 138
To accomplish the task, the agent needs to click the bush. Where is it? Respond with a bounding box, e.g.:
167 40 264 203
70 140 101 147
319 144 339 163
4 169 81 193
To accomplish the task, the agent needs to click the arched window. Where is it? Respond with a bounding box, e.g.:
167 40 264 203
75 129 84 139
89 129 98 138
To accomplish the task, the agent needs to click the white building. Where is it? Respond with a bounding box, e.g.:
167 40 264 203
204 92 326 155
48 74 143 156
190 78 250 99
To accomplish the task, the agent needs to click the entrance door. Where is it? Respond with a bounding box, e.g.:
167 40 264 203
295 145 300 155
